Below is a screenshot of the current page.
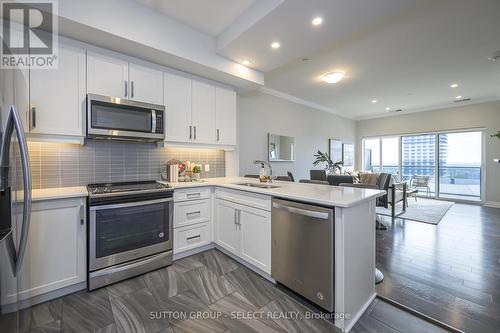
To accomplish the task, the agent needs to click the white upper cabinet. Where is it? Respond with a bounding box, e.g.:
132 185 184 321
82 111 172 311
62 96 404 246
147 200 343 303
191 80 216 144
29 44 86 136
87 51 128 98
215 87 237 145
164 72 192 142
129 63 163 105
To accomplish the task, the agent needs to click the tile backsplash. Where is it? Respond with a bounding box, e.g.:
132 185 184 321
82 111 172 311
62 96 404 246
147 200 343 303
27 140 225 189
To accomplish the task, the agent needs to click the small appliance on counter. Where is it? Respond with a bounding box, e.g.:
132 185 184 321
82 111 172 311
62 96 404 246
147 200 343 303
86 180 173 290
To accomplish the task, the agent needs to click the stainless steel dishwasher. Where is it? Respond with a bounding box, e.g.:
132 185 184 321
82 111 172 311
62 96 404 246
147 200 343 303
271 198 335 312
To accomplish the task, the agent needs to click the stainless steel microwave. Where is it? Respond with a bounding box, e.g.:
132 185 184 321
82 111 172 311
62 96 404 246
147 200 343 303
86 94 165 142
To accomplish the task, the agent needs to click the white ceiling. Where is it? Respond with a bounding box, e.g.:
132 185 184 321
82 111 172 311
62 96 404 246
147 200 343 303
134 0 500 119
134 0 256 36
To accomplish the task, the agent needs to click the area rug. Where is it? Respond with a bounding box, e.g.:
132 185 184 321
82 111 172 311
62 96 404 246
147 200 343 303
376 198 454 225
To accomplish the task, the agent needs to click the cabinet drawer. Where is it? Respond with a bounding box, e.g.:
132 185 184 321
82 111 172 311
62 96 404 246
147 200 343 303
215 188 271 211
174 222 210 254
174 199 210 227
174 187 211 202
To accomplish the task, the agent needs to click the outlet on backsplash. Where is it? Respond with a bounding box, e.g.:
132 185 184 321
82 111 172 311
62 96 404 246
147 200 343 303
25 141 226 189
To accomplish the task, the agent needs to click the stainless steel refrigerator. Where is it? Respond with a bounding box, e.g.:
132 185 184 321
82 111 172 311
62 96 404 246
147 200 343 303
0 64 33 330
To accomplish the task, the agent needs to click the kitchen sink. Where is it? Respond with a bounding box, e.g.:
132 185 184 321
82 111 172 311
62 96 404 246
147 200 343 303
234 182 280 189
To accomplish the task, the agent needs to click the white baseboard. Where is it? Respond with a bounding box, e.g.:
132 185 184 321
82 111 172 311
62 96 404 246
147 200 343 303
343 292 377 333
484 201 500 208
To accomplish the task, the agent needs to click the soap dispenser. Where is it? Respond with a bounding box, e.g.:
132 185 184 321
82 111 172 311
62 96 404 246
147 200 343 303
259 163 268 183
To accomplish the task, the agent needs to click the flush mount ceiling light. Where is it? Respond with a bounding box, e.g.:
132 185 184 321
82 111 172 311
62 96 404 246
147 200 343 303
271 42 280 49
371 99 378 104
450 83 458 88
321 71 345 84
385 107 391 111
455 95 463 99
241 59 251 65
312 17 323 26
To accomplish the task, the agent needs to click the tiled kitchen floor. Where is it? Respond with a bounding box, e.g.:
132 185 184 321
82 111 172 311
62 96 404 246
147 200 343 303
2 249 449 333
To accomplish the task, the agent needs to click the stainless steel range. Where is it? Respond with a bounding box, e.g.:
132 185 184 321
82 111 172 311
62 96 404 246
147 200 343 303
87 181 173 290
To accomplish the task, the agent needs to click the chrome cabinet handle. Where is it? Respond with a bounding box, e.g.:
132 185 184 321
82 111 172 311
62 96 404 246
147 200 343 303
131 81 134 98
186 235 201 241
31 107 36 130
217 129 220 141
237 210 241 226
194 126 197 140
124 80 128 97
80 205 85 225
234 210 237 225
0 105 32 276
189 126 192 140
186 210 201 216
186 192 201 198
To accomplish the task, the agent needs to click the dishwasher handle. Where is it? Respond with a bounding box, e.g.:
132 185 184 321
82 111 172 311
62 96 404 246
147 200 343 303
272 202 330 220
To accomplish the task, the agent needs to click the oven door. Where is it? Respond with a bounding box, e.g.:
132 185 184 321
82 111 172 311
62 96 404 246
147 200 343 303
87 94 164 140
89 197 173 271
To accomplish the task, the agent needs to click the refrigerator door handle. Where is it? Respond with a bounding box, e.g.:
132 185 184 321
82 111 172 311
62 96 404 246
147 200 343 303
0 105 32 276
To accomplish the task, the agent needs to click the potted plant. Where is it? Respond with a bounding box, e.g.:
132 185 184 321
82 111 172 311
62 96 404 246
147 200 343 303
492 131 500 163
192 165 202 180
313 150 343 175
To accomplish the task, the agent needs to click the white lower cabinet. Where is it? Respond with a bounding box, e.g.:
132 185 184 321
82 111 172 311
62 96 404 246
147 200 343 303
174 222 211 253
214 190 271 274
1 197 86 306
214 199 240 256
173 188 212 255
239 206 271 273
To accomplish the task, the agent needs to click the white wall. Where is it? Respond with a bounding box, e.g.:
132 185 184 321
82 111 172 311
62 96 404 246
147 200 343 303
356 101 500 206
238 91 357 180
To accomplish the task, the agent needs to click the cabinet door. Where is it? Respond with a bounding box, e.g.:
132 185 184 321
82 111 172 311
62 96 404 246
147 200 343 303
129 63 163 105
29 44 85 136
87 51 128 98
215 87 237 145
214 199 240 255
16 199 86 301
164 72 192 142
191 80 216 144
240 206 271 274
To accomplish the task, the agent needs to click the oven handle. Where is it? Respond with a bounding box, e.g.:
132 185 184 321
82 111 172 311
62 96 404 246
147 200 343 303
90 197 172 211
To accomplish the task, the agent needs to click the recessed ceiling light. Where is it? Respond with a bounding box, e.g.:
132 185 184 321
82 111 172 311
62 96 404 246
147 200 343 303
371 99 378 104
321 71 345 84
450 83 458 88
455 95 463 99
271 42 280 49
312 17 323 26
385 107 391 111
241 59 251 65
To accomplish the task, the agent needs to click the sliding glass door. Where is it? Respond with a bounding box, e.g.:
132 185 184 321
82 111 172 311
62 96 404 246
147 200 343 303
362 130 483 202
402 134 436 197
438 132 482 201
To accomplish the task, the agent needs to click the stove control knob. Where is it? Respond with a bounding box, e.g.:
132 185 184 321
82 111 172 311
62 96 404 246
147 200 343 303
158 232 165 238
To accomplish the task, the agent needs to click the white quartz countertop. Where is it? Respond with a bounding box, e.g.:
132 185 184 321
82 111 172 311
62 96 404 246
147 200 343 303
15 186 88 202
22 177 384 207
165 177 385 208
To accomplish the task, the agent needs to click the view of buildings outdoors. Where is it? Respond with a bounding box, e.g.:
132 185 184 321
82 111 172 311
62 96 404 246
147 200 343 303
363 131 482 201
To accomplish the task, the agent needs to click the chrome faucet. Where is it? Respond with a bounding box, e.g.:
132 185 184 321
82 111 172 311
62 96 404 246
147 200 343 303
253 160 276 183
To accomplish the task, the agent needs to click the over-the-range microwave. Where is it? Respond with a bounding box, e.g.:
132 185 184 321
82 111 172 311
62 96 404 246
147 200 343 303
86 94 165 142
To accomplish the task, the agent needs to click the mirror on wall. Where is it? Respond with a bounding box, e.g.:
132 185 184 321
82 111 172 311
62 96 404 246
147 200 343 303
268 133 295 161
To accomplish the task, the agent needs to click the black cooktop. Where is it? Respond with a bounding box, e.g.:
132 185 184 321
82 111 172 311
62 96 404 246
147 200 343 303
87 181 170 195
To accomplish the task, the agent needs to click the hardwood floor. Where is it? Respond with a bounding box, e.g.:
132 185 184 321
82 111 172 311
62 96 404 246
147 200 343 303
376 202 500 333
0 248 450 332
